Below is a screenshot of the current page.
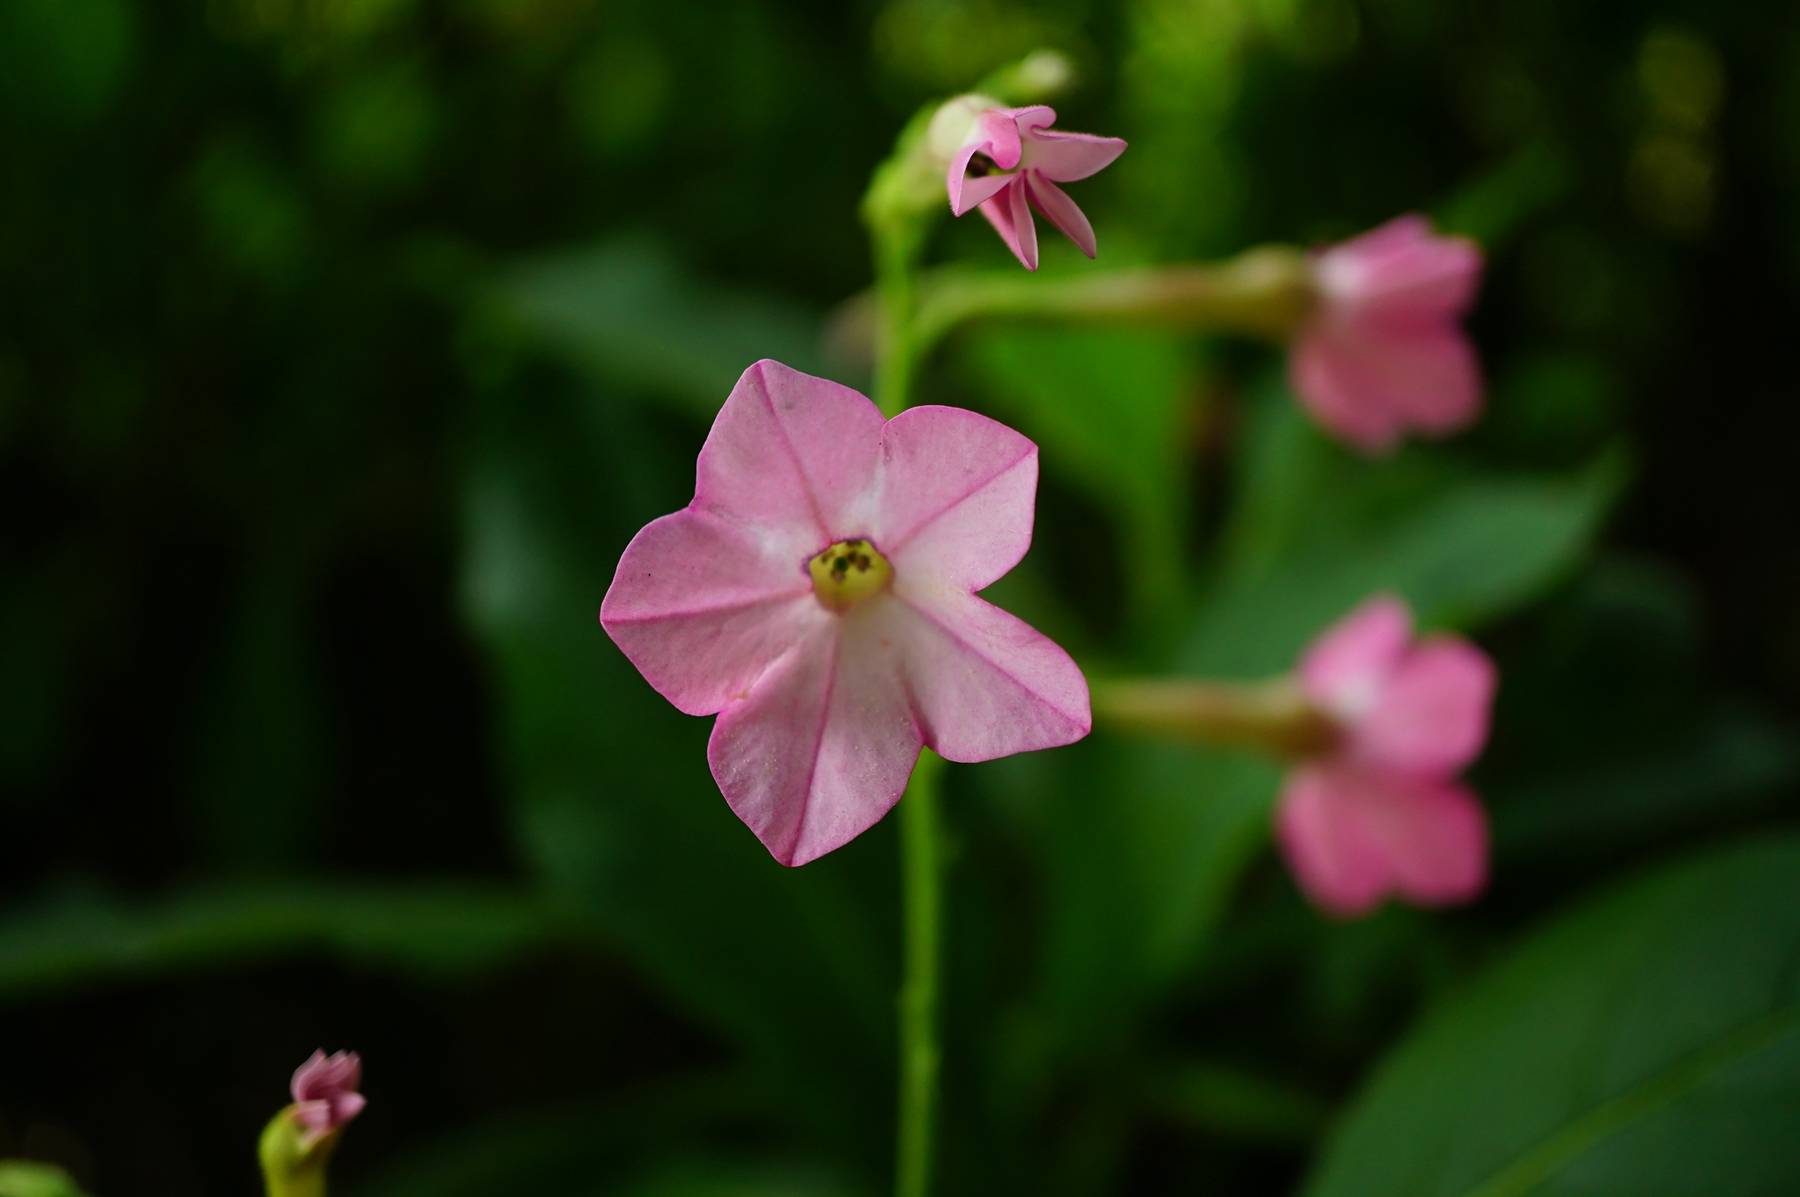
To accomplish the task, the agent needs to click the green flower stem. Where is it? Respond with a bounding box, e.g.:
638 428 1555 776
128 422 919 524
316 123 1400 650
1091 677 1337 759
871 209 944 1197
873 221 926 419
908 244 1316 362
895 750 946 1197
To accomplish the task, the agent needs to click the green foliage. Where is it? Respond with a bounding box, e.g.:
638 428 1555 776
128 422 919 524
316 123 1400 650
962 325 1197 621
1304 835 1800 1197
0 885 603 1000
493 238 829 418
0 1163 89 1197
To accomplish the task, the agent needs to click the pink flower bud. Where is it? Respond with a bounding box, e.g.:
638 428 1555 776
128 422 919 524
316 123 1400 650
290 1050 365 1146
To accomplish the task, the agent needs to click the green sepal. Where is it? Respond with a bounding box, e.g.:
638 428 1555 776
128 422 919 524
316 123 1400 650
258 1106 340 1197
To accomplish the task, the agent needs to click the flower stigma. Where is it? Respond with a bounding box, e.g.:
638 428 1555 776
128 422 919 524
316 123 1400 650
808 538 893 612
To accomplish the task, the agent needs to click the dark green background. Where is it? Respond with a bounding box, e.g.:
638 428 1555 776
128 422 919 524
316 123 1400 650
2 1 1797 1194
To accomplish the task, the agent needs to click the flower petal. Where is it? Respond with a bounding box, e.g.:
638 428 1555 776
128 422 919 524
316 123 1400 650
1289 323 1480 450
882 587 1089 762
948 141 1016 216
697 359 886 543
1288 329 1406 452
707 617 921 866
1026 175 1097 258
1318 214 1482 319
1277 764 1488 915
1373 776 1488 907
292 1050 361 1102
601 508 823 716
1276 765 1391 917
875 405 1037 592
1022 128 1127 183
974 108 1027 169
291 1051 329 1101
331 1092 369 1124
976 180 1038 271
293 1099 336 1136
1353 636 1497 775
1298 595 1412 720
1007 177 1039 271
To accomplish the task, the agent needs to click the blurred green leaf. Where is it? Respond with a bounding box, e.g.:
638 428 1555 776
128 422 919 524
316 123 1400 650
492 239 827 418
1439 142 1573 249
1492 558 1799 861
617 1162 858 1197
961 325 1197 621
0 0 135 122
1195 388 1627 675
1304 834 1800 1197
348 1077 804 1197
0 1162 89 1197
0 884 601 1001
1144 1060 1329 1144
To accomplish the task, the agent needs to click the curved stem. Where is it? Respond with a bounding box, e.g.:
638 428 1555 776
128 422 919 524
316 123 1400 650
908 244 1315 363
895 750 946 1197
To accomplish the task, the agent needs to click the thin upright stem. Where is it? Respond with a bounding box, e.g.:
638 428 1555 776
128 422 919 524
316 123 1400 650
873 222 924 418
871 214 945 1197
895 749 945 1197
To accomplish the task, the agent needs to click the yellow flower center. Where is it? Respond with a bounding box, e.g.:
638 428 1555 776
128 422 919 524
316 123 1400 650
808 538 893 612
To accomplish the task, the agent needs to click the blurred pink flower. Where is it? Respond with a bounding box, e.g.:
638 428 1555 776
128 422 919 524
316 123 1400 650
1289 215 1484 453
946 105 1126 271
1276 596 1496 917
291 1050 365 1146
601 360 1090 866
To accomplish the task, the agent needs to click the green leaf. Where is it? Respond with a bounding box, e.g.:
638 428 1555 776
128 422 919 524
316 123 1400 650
1490 558 1799 860
346 1078 822 1197
1192 391 1627 676
0 884 601 1002
1303 834 1800 1197
491 238 827 418
959 326 1198 622
0 1162 89 1197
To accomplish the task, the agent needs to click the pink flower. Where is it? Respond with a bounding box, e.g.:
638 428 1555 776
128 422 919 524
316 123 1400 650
946 105 1127 272
1275 596 1497 917
1289 215 1484 453
291 1050 365 1146
601 360 1091 866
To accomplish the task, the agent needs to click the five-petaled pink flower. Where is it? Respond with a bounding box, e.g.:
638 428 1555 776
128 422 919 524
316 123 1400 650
1289 215 1484 453
1276 595 1496 917
946 105 1127 272
291 1049 365 1146
601 360 1091 866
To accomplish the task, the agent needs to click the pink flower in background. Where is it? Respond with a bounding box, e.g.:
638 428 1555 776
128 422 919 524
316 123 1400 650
291 1050 365 1146
1276 596 1496 917
601 360 1090 866
1289 215 1484 453
946 105 1127 272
